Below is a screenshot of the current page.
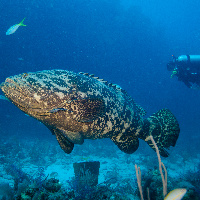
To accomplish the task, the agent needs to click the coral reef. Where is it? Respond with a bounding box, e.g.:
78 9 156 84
0 137 200 200
0 162 134 200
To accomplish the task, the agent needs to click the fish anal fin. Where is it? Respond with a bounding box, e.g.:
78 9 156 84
68 98 105 122
111 133 139 154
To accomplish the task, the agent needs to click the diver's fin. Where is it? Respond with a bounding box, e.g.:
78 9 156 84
111 133 139 154
50 128 74 154
139 109 180 157
68 98 106 122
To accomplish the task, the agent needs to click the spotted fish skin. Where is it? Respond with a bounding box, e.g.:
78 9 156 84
0 70 180 156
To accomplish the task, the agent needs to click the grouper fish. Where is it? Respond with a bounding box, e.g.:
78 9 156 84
0 70 180 157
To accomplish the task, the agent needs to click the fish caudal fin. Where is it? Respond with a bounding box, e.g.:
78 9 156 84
140 109 180 157
19 18 26 26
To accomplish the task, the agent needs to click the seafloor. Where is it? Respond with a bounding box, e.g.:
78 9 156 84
0 134 199 200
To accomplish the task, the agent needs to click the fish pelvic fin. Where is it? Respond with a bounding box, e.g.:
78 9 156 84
19 18 26 26
139 109 180 157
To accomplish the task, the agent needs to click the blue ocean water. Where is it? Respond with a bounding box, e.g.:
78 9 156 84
0 0 200 199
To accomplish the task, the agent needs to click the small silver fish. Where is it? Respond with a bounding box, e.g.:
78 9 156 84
6 18 26 35
49 108 68 113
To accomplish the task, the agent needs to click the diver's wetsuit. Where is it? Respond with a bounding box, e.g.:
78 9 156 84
175 57 200 88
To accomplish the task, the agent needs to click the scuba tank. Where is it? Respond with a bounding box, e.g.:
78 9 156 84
167 55 200 73
176 55 200 64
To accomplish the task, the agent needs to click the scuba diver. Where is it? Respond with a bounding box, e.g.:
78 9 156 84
167 55 200 88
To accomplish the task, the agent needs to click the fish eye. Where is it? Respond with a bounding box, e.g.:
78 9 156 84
21 73 28 78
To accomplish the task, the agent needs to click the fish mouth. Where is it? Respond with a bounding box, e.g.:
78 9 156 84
0 73 74 118
0 76 50 116
1 77 28 105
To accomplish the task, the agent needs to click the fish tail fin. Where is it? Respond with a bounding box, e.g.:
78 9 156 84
19 18 26 26
139 108 180 157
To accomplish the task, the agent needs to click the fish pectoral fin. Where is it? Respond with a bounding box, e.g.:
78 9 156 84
50 128 74 154
68 98 106 122
59 129 84 144
111 133 139 154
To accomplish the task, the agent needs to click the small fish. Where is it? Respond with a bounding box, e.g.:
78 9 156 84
164 188 187 200
6 18 26 35
49 108 68 113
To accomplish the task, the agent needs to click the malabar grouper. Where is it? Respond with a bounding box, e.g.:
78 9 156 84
0 70 180 157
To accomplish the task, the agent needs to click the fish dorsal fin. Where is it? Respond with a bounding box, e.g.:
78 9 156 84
134 102 146 116
79 72 145 116
68 98 105 122
121 90 146 116
78 72 124 92
50 128 74 154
